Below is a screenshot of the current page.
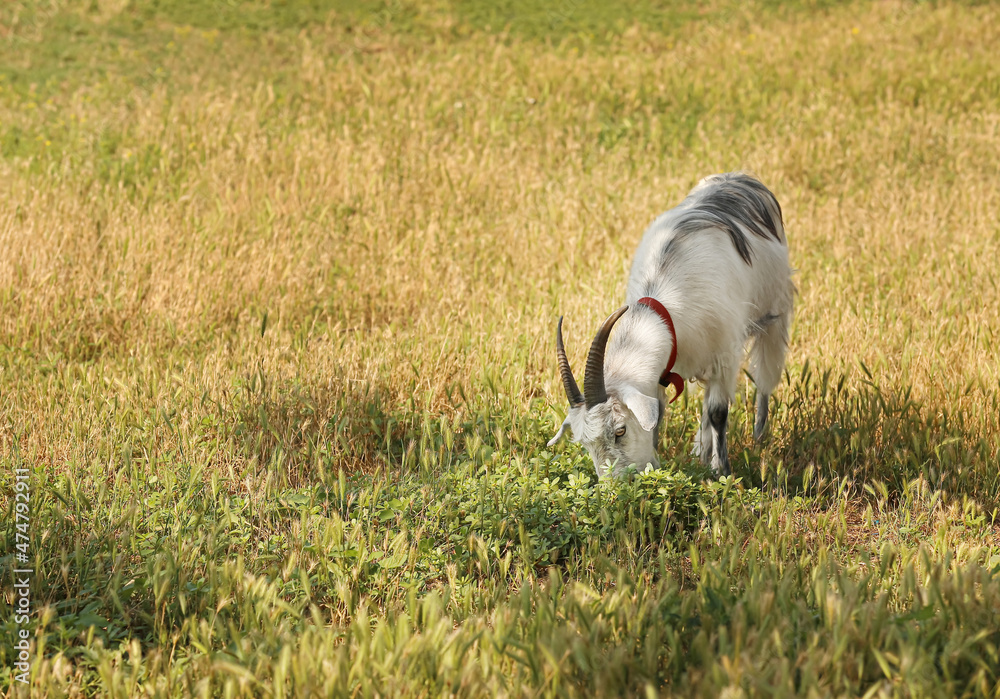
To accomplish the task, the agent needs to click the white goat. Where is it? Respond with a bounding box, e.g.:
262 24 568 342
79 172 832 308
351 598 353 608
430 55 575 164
549 172 794 478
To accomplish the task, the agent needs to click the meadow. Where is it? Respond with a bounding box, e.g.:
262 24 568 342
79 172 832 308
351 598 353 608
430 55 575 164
2 0 1000 695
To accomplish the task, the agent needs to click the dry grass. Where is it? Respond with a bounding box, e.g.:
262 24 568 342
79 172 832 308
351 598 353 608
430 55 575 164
3 3 998 449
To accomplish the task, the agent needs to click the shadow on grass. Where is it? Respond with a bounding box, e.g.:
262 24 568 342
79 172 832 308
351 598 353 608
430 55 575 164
221 356 1000 510
220 359 564 487
221 361 414 484
734 363 1000 506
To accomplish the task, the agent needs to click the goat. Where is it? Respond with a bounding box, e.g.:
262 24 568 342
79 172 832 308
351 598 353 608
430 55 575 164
548 172 794 478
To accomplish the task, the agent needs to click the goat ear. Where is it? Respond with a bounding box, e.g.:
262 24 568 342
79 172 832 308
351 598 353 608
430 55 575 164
547 416 573 447
622 388 659 432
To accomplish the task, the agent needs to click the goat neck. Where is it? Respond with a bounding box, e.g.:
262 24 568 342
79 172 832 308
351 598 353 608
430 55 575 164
604 303 682 398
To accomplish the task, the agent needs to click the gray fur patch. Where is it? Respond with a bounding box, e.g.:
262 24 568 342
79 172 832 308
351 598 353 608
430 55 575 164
673 173 784 265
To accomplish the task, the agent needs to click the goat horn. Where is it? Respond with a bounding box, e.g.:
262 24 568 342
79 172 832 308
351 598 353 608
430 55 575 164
584 305 628 407
556 316 584 407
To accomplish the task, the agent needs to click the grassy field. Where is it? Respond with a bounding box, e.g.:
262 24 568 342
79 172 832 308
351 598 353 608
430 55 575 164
2 0 1000 695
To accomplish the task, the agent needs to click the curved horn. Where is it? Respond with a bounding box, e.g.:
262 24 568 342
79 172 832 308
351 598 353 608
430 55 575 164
555 316 584 407
584 305 628 407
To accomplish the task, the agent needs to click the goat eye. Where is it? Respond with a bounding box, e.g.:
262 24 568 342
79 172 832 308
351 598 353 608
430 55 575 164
615 426 626 438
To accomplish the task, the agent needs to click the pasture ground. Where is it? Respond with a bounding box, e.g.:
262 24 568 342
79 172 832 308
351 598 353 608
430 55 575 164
2 0 1000 695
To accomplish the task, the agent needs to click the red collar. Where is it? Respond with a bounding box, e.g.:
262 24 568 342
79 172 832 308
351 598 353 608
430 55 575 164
636 296 684 403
